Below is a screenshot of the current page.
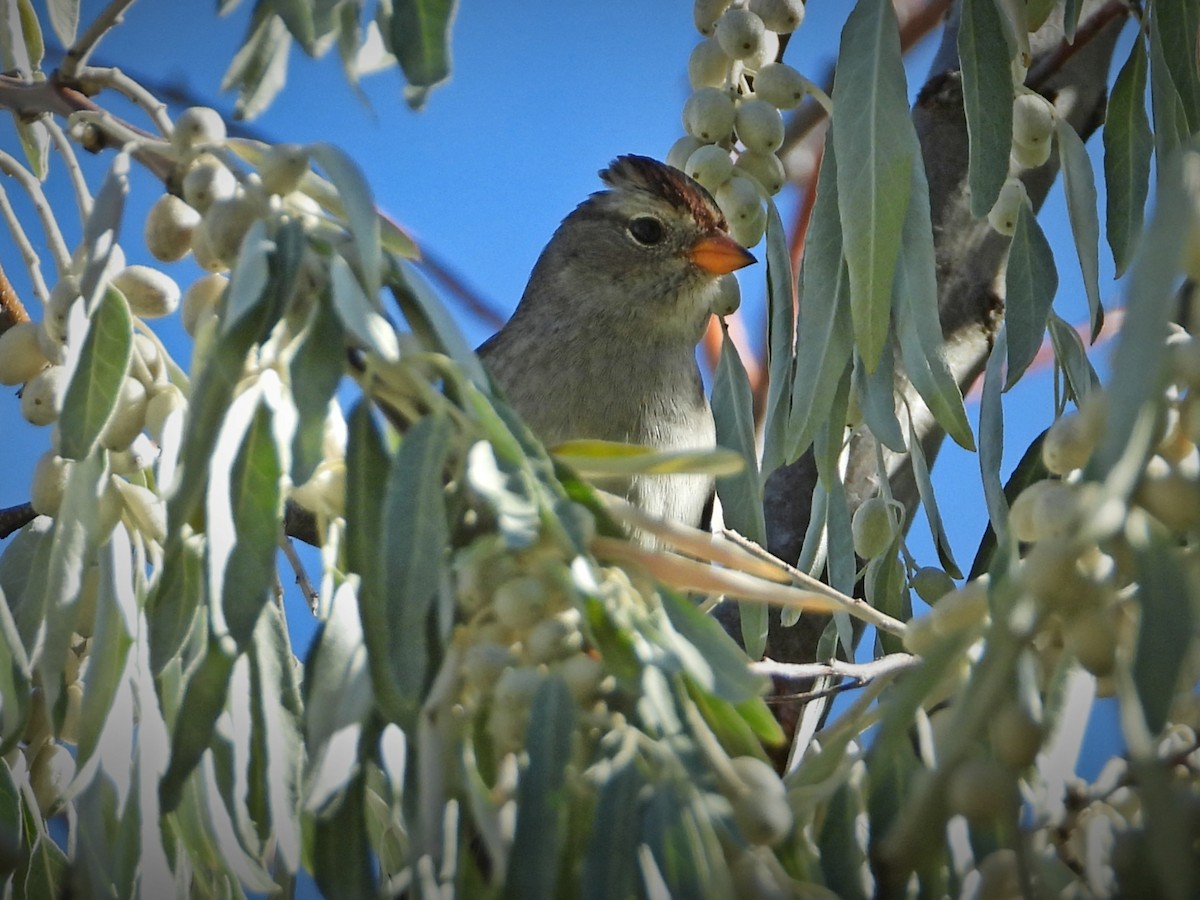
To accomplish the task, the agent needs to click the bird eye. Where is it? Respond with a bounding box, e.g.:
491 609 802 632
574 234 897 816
628 216 665 246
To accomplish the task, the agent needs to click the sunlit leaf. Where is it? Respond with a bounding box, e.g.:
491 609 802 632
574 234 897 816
390 261 490 387
464 440 541 548
58 286 133 461
310 142 382 299
959 0 1013 217
1004 202 1058 388
1103 36 1152 277
552 440 743 479
221 220 272 335
304 580 373 752
20 834 68 899
222 6 292 120
330 253 398 361
79 151 129 309
391 0 457 108
45 0 79 45
832 0 913 370
289 298 345 485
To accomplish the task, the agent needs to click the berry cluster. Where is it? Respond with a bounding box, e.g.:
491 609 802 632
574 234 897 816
987 91 1058 235
668 1 810 249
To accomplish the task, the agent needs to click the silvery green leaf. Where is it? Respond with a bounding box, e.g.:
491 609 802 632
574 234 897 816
0 583 30 754
1103 36 1152 277
711 324 769 658
331 253 398 361
760 199 795 478
222 6 292 120
1148 14 1190 156
1055 119 1103 340
582 753 643 900
221 220 272 335
391 0 457 109
959 0 1014 217
908 415 961 578
288 299 345 485
59 286 133 461
1047 313 1099 402
855 345 905 453
310 142 382 299
304 580 373 753
831 0 913 370
1150 0 1200 132
1132 539 1194 734
45 0 77 46
390 260 490 388
313 770 377 897
978 327 1009 539
1004 201 1058 389
79 151 129 310
504 676 576 900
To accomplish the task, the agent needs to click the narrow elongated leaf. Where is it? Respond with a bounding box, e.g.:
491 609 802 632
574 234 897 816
360 413 451 722
1132 540 1194 734
58 286 133 460
831 0 913 370
712 326 768 657
274 0 316 52
314 770 378 899
221 220 272 335
1004 202 1058 388
1047 313 1099 402
310 143 381 299
146 534 205 675
1095 154 1190 473
1151 0 1200 132
21 834 68 899
893 147 974 450
761 199 795 477
289 298 346 485
581 754 644 900
552 441 742 478
1103 36 1152 277
0 584 31 754
659 590 767 703
79 152 129 309
391 0 457 108
909 416 961 578
223 8 291 120
1148 14 1190 156
855 345 905 453
210 401 282 650
978 327 1008 539
331 254 398 361
789 135 854 457
504 676 576 900
818 782 870 900
1055 119 1103 339
391 262 490 388
45 0 77 46
959 0 1014 217
159 638 237 813
304 580 373 751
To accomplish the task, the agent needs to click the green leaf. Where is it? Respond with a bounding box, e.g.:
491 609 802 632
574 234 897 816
659 590 767 704
79 151 129 309
75 531 134 771
391 0 457 108
58 286 133 461
581 752 643 900
788 132 854 458
146 534 205 675
1148 13 1191 156
222 7 292 120
16 0 43 70
20 834 68 899
818 781 870 900
1103 36 1152 278
1047 313 1099 403
330 253 398 361
464 440 541 548
0 586 30 755
1132 539 1194 734
1054 119 1103 340
1094 152 1191 475
313 770 377 899
1004 201 1058 388
45 0 78 46
1151 0 1200 133
273 0 316 53
504 676 576 900
390 261 490 388
711 325 769 659
304 581 373 752
221 220 272 335
310 143 382 300
856 343 905 452
373 412 452 719
760 199 795 478
289 298 346 485
210 401 282 650
831 0 913 370
978 327 1009 542
909 416 961 578
345 401 390 645
551 440 743 479
959 0 1014 217
159 638 237 814
892 147 974 451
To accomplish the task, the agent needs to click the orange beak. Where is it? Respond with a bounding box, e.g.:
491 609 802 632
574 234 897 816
689 233 756 275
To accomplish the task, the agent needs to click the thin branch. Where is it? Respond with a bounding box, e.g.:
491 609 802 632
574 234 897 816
76 66 173 136
0 504 37 540
1027 0 1132 90
61 0 140 81
44 118 94 222
0 184 52 306
752 652 920 687
0 150 73 277
279 533 320 615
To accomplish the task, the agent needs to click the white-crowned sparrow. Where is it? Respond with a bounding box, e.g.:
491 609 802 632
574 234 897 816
479 155 756 527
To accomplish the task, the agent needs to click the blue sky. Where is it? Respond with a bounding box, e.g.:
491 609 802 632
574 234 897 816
0 2 1129 775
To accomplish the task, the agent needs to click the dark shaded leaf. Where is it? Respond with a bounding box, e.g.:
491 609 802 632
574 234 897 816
1004 202 1058 388
391 0 457 108
1132 540 1194 734
761 199 795 477
58 286 133 461
1103 36 1152 277
959 0 1014 217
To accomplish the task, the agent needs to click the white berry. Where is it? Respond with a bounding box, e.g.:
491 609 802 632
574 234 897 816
736 149 787 195
694 0 732 35
742 29 780 73
198 195 260 268
100 377 149 452
753 62 808 110
172 106 227 152
30 452 71 516
1012 93 1055 155
689 38 731 90
182 155 236 213
181 273 227 336
259 143 310 196
735 98 785 154
112 266 181 319
0 321 50 385
749 0 806 33
987 177 1027 236
684 87 737 142
715 8 768 60
685 144 734 195
21 365 66 426
144 194 200 262
711 274 742 316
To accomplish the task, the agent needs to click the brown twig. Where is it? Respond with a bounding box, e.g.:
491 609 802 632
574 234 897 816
0 503 37 540
0 260 30 334
1027 1 1133 90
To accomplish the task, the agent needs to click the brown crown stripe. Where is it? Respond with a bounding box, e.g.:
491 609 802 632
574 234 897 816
599 155 728 234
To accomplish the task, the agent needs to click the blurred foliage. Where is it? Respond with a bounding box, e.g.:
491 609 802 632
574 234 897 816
0 0 1197 898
